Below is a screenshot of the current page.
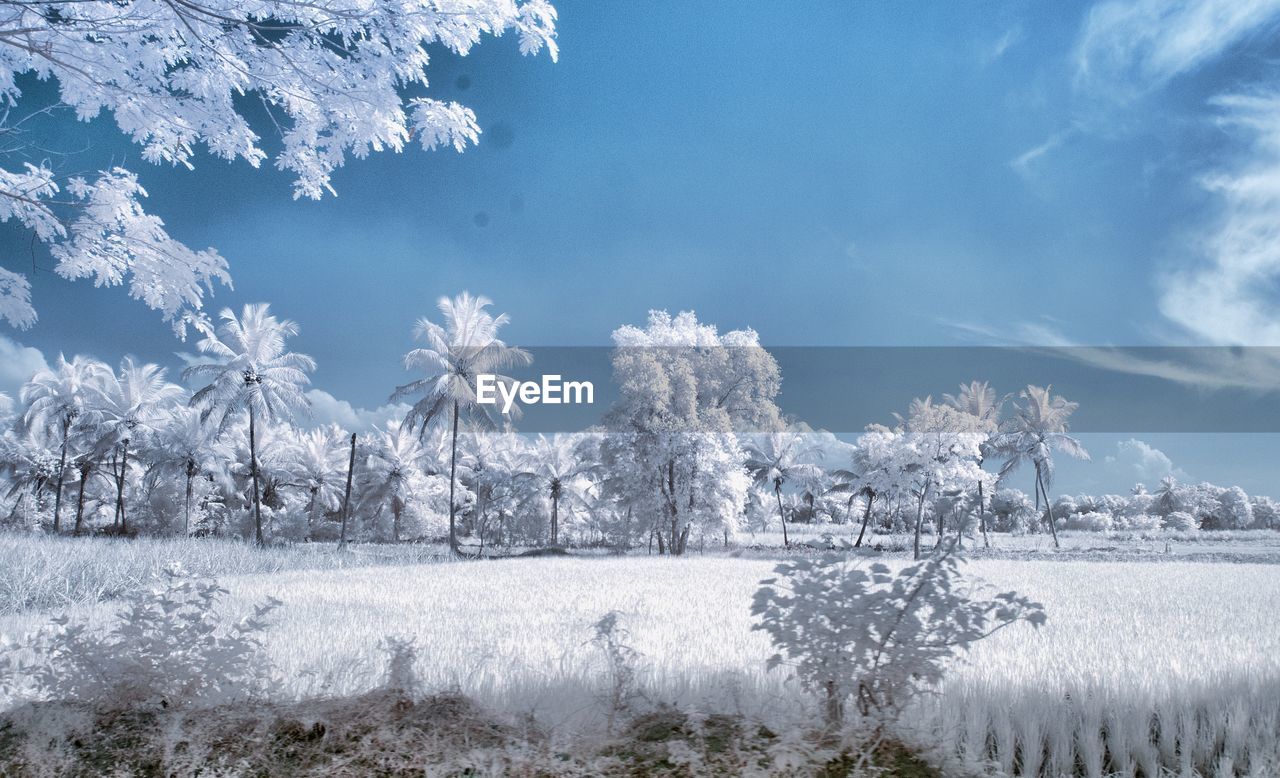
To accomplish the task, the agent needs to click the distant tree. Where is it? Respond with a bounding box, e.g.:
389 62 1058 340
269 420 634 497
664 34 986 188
391 292 530 555
93 358 185 533
144 407 227 535
361 422 429 543
184 304 315 546
943 381 1005 547
288 427 348 540
0 0 558 332
743 433 824 547
994 385 1089 549
601 311 773 555
19 355 107 531
515 434 598 546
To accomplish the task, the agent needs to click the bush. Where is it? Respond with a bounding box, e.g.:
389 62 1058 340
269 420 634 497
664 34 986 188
1163 511 1199 531
751 543 1046 727
0 564 280 710
1115 513 1163 532
1061 511 1114 532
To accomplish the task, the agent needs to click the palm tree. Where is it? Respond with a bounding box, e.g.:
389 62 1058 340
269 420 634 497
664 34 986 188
743 432 823 547
994 385 1089 549
289 426 347 539
94 357 185 533
515 434 599 546
390 292 531 555
0 427 60 528
184 304 315 546
19 355 107 532
943 380 1005 547
362 421 427 543
145 406 227 535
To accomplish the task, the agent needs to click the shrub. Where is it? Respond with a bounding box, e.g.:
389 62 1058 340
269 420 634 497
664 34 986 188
0 564 280 710
1062 511 1114 532
751 543 1046 727
1163 511 1199 531
1115 513 1163 532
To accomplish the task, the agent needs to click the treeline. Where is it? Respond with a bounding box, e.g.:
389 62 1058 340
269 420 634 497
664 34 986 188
1 297 1274 556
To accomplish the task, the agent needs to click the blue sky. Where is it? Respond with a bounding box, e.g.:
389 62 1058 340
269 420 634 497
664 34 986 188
4 0 1280 495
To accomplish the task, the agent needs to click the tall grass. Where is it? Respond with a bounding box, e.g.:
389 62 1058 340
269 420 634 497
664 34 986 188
0 534 449 615
3 545 1278 774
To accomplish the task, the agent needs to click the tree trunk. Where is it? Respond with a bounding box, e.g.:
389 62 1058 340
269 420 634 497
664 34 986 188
115 438 130 534
448 400 460 555
913 481 930 560
249 405 264 547
1036 463 1060 549
978 480 989 548
392 501 401 543
339 432 356 549
52 417 69 533
550 489 560 546
184 461 195 536
74 460 92 535
855 491 874 547
307 488 319 541
775 484 789 547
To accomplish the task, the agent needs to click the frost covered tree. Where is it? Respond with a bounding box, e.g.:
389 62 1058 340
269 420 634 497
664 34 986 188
143 406 226 535
184 304 314 546
392 292 530 554
943 381 1004 547
601 311 774 555
743 432 823 547
893 398 991 559
93 358 184 533
18 354 106 531
0 0 558 333
289 427 348 540
515 434 598 546
994 385 1089 549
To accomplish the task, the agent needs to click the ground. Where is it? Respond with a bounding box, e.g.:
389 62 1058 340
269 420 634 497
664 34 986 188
2 530 1278 775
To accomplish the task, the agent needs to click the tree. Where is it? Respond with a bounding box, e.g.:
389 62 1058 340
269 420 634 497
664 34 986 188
184 304 315 546
391 292 530 555
515 434 598 546
18 355 106 532
943 381 1005 548
145 407 227 535
601 311 776 555
93 358 185 533
743 432 824 548
994 385 1089 549
0 0 558 332
288 427 348 540
361 422 429 543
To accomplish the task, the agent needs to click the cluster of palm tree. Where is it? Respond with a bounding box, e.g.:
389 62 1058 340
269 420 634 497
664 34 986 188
8 290 1236 556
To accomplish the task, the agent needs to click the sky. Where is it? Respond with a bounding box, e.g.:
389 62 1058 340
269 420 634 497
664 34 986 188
5 0 1280 495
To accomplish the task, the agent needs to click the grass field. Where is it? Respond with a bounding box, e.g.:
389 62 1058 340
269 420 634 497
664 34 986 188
4 546 1278 775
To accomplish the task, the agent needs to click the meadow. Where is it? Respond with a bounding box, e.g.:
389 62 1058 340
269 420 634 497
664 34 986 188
3 540 1278 775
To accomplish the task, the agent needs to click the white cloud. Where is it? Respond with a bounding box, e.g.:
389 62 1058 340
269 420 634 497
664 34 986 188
1010 127 1077 177
304 389 409 432
1074 0 1280 96
1105 438 1187 483
985 25 1024 64
1159 93 1280 346
0 334 49 400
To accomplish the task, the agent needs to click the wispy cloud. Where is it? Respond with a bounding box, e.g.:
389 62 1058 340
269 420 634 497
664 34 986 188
0 334 49 399
985 25 1025 64
942 316 1280 391
1010 127 1078 176
1159 93 1280 345
1074 0 1280 97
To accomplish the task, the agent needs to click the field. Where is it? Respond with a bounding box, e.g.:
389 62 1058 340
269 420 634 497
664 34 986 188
3 539 1279 775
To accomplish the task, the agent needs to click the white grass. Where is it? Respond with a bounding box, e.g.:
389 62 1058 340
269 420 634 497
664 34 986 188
0 534 449 615
4 546 1278 774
